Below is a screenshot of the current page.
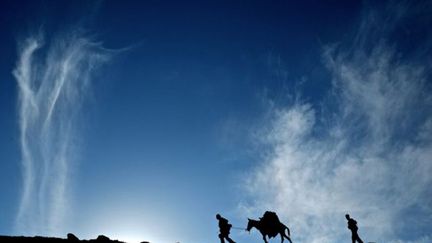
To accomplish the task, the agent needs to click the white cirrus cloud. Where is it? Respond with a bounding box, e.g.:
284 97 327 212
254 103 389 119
243 3 432 243
14 30 111 236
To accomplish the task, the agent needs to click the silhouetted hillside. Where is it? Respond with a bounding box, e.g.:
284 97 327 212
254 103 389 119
0 234 149 243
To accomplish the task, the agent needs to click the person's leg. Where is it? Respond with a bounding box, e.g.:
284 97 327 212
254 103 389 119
355 233 364 243
219 233 225 243
353 232 363 243
351 234 356 243
226 236 235 243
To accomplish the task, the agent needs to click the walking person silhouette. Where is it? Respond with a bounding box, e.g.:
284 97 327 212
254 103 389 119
216 214 236 243
346 214 364 243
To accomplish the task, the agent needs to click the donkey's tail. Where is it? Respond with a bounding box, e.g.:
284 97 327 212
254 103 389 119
284 224 291 236
284 224 293 243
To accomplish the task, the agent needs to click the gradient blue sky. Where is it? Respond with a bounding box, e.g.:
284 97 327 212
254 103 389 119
1 1 431 243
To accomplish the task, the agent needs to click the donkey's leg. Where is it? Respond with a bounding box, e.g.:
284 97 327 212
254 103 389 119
262 234 268 243
280 233 284 243
284 234 293 243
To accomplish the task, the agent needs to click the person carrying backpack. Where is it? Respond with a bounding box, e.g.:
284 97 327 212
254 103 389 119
346 214 364 243
216 214 236 243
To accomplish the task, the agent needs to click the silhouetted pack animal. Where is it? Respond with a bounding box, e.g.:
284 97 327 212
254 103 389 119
247 211 292 243
260 211 281 237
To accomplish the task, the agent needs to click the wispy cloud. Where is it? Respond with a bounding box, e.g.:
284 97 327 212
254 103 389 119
14 30 110 235
243 2 432 243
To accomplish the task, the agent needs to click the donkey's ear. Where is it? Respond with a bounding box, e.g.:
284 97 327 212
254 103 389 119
247 218 251 220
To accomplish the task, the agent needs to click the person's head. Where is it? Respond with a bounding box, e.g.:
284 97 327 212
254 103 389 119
216 214 221 220
345 214 350 220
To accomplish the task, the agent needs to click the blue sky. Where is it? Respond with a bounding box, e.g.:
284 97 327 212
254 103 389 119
0 1 431 243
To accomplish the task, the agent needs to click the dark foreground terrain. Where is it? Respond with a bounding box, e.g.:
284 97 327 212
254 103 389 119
0 234 149 243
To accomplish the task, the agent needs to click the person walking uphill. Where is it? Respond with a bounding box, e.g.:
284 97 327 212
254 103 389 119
216 214 236 243
346 214 364 243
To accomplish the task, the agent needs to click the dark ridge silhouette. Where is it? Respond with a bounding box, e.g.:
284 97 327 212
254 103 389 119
0 233 149 243
1 213 370 243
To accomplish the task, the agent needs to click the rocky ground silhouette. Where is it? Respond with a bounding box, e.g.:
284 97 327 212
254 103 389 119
0 233 149 243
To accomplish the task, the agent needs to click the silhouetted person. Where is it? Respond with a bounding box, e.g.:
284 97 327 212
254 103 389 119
346 214 364 243
216 214 236 243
